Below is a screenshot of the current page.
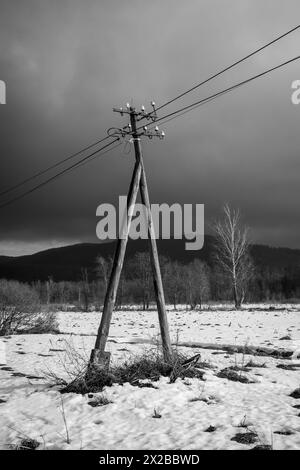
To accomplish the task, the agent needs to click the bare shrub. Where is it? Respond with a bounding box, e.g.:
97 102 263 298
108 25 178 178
12 437 40 450
0 279 58 335
25 311 59 334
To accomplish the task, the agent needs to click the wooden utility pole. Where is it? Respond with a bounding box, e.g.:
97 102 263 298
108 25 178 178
90 104 172 367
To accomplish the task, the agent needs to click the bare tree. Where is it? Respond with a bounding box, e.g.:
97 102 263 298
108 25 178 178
95 255 112 294
131 252 152 310
163 261 185 310
184 260 210 309
95 255 113 306
212 204 253 308
80 268 90 311
46 277 54 304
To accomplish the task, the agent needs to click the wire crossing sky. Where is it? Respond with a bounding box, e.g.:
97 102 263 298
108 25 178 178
1 27 299 211
0 0 300 255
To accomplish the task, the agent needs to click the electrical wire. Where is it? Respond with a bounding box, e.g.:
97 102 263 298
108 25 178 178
0 134 112 198
140 54 300 131
0 138 120 210
2 25 300 207
140 23 300 120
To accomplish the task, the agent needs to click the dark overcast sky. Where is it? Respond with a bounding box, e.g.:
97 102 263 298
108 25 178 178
0 0 300 255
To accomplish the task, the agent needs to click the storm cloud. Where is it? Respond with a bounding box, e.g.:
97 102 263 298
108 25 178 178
0 0 299 255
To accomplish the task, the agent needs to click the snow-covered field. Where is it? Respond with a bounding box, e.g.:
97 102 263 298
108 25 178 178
0 304 300 450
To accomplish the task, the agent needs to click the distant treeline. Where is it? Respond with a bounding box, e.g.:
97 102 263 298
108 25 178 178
25 252 299 311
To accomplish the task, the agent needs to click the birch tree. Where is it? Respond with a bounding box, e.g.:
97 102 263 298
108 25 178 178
213 204 253 308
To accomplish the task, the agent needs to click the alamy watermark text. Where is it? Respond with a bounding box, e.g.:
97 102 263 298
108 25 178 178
96 197 204 251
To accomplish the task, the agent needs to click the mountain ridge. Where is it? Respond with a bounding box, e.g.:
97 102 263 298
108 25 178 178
0 236 299 282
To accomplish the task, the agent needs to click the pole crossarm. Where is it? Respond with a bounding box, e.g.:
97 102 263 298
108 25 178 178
111 103 165 140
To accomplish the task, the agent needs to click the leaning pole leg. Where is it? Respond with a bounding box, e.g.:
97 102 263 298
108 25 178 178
90 159 142 368
129 111 172 362
139 159 173 362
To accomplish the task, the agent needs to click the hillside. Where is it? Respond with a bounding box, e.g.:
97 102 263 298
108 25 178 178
0 236 299 282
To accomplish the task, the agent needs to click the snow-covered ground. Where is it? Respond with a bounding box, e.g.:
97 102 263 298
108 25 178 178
0 304 300 450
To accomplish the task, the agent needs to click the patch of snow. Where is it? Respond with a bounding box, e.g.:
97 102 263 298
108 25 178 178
0 304 299 450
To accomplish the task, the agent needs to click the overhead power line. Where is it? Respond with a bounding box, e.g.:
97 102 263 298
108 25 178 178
2 24 300 208
150 23 300 116
2 53 299 210
0 138 120 210
0 134 112 198
142 53 300 130
71 141 123 171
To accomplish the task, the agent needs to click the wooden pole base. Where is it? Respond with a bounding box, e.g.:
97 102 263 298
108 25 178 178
89 349 111 370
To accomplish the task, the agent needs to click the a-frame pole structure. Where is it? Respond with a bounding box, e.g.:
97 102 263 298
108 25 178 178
90 105 172 368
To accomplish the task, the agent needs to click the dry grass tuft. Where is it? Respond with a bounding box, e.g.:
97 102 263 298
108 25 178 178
217 367 255 384
48 349 206 394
